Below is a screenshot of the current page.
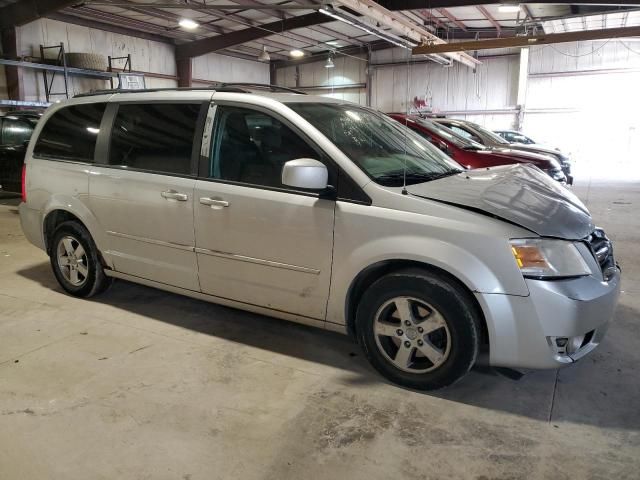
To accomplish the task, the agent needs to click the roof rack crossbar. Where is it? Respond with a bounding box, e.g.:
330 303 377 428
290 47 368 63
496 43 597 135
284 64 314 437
74 83 306 98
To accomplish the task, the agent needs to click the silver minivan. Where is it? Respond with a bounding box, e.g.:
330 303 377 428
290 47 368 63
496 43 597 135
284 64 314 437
19 85 620 389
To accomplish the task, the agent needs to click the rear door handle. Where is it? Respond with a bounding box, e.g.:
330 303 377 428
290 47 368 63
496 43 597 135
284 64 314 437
200 197 229 208
161 189 188 201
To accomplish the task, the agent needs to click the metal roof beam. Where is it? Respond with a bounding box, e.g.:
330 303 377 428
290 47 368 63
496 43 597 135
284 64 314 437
332 0 479 67
378 0 640 9
47 11 175 43
64 6 199 40
413 25 640 54
415 9 446 29
89 0 321 54
0 0 79 28
175 12 332 59
436 8 468 31
476 5 501 34
218 0 364 47
224 0 366 46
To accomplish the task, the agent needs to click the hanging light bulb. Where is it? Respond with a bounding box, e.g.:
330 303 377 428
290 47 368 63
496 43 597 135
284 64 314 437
258 46 271 62
325 56 335 68
178 18 199 30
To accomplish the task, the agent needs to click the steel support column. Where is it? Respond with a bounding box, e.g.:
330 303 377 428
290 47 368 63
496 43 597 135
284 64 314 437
1 27 24 101
515 47 529 130
177 57 192 88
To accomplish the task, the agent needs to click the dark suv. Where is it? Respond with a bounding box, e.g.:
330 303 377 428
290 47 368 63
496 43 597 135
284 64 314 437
0 110 41 192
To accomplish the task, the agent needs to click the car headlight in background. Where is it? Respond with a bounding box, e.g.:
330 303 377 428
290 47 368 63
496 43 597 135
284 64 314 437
510 238 593 278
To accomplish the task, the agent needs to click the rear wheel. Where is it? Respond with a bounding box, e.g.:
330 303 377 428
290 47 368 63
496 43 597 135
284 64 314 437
356 269 479 390
50 221 112 297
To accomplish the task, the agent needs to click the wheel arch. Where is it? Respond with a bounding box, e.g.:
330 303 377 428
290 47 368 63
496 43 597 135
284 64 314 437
41 197 111 268
43 210 82 254
345 259 489 348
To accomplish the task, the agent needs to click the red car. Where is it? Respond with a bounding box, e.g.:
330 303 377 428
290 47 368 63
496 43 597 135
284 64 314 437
389 113 566 183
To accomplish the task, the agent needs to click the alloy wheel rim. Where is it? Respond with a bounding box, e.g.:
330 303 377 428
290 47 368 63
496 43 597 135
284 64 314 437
373 296 451 373
56 235 89 287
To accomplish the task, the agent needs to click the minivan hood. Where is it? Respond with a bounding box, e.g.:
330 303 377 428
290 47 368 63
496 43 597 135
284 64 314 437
408 164 593 239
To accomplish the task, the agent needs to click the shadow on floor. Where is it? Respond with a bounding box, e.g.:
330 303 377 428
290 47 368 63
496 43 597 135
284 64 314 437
16 261 640 430
0 192 20 208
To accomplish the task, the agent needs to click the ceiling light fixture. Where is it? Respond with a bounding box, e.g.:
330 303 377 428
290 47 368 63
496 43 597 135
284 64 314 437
318 7 416 50
326 40 341 46
498 4 521 13
289 49 305 58
325 56 335 68
258 45 271 62
179 18 199 29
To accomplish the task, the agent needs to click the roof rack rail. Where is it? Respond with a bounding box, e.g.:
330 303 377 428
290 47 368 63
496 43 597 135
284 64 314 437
74 83 306 98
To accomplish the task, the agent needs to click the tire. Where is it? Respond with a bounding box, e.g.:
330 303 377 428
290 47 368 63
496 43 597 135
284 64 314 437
50 221 112 297
356 269 479 390
64 53 107 71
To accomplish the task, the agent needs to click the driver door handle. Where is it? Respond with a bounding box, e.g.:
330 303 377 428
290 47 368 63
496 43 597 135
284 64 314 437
161 189 188 201
200 197 229 208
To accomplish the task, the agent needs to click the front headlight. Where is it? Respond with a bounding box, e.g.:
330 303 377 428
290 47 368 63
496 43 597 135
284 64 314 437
510 238 593 278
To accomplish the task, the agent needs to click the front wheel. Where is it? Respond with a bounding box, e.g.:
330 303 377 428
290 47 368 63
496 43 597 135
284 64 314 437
356 269 480 390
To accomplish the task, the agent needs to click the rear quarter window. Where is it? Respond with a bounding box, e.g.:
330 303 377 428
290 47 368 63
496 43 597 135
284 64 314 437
33 103 106 162
108 103 201 175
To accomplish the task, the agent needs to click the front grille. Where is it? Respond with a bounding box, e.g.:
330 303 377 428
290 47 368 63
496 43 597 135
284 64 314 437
584 228 617 280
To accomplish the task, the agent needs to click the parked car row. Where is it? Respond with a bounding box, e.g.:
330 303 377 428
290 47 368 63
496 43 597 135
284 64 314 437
433 118 574 185
20 87 619 390
388 114 567 183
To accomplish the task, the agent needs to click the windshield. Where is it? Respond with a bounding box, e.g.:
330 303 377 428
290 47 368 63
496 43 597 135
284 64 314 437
469 122 510 144
414 117 485 150
288 103 463 186
517 133 536 144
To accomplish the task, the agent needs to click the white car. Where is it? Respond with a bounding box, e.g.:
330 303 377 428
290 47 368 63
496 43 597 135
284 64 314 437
19 85 619 389
493 129 572 174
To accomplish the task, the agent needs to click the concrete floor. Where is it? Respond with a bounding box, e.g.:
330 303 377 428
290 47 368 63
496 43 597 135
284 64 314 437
1 178 639 480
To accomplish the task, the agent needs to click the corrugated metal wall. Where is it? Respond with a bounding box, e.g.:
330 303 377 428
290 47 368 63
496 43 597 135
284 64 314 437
273 47 520 129
275 54 367 104
17 18 178 100
274 40 639 171
524 41 640 168
192 52 269 86
9 18 269 102
370 47 519 130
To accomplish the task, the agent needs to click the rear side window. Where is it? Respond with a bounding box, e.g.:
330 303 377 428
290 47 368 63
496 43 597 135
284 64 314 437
34 103 105 162
109 103 201 175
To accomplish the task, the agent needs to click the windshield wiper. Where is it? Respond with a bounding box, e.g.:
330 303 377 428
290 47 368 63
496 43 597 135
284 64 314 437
376 170 461 186
462 145 483 151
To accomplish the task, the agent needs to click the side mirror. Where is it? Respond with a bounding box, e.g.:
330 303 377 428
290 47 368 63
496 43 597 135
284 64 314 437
282 158 328 190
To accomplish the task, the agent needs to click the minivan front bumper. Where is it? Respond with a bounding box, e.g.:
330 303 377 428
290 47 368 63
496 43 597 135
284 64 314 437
476 268 621 369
